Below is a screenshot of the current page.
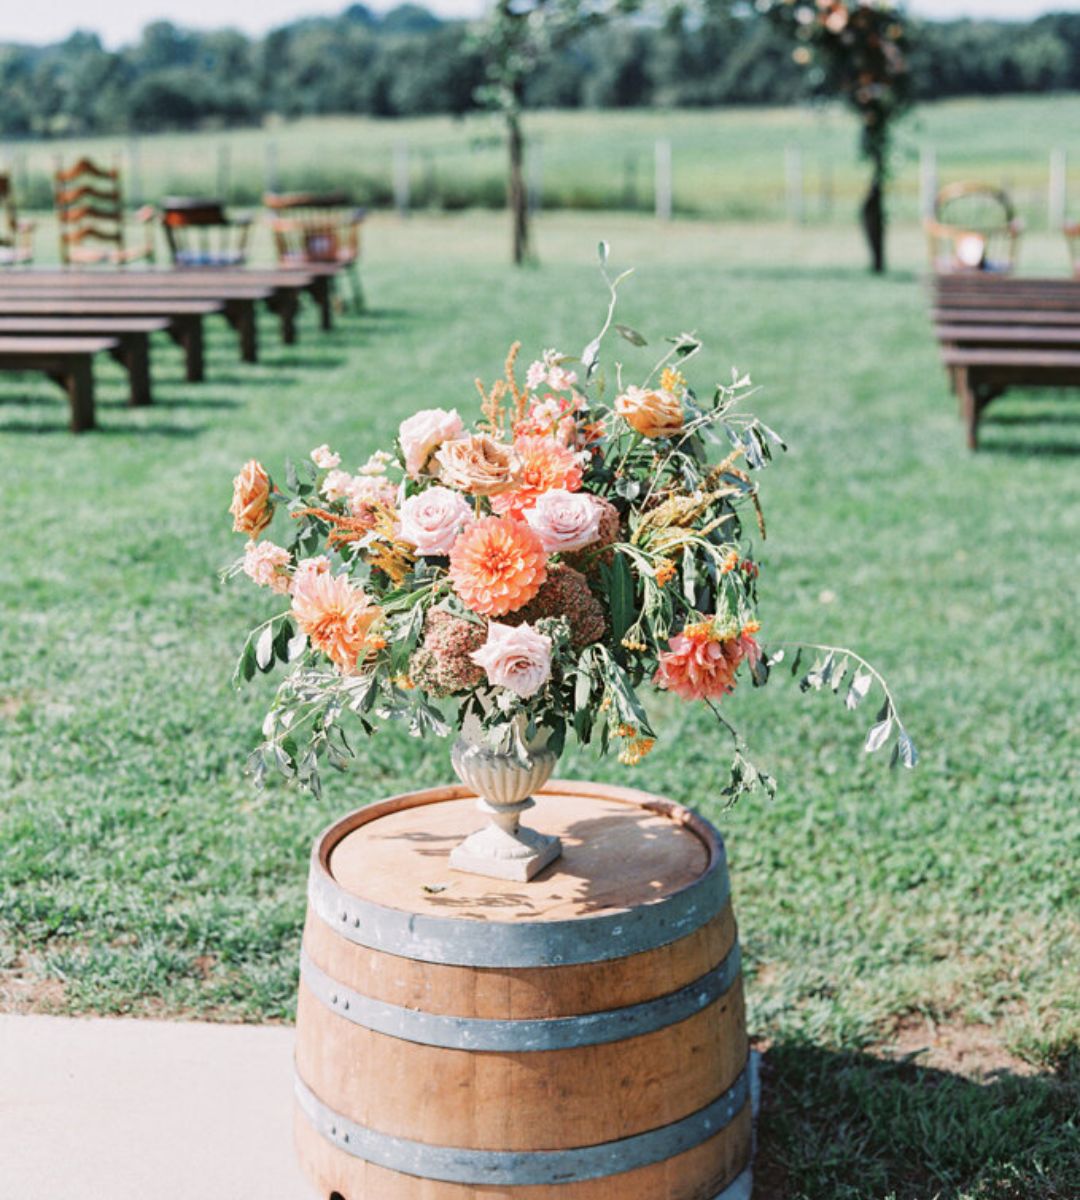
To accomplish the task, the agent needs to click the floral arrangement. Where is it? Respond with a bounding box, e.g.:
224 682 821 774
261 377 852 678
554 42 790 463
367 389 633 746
227 255 914 800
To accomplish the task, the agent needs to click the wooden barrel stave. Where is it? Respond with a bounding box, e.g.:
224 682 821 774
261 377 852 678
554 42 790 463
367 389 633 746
294 782 752 1199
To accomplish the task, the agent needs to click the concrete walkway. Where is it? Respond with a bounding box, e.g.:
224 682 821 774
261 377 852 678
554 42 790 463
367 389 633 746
0 1014 310 1199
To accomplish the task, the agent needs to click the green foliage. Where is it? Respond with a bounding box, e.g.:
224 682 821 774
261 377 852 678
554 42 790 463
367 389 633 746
2 8 1080 137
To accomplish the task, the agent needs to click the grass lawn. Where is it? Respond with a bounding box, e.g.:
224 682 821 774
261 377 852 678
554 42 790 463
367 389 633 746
0 213 1077 1198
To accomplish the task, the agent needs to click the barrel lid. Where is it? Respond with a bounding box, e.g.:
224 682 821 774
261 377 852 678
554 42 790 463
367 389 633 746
309 781 730 968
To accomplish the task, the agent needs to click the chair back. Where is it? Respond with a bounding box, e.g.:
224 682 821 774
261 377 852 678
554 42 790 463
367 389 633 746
54 158 132 266
161 197 251 268
925 182 1022 275
263 191 362 266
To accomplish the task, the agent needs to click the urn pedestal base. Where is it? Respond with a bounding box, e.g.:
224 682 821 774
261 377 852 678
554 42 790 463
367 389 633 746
449 797 563 881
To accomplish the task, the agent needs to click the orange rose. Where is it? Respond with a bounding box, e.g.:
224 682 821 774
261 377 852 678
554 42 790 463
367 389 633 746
229 460 273 538
435 434 520 497
615 386 685 440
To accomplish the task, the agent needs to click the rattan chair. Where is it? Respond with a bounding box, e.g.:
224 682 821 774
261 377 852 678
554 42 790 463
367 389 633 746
924 182 1022 275
0 173 35 267
160 197 253 268
54 157 155 267
263 191 364 309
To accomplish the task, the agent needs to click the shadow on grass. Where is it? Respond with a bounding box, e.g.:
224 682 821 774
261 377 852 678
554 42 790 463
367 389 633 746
265 353 347 370
980 439 1080 457
754 1041 1078 1200
0 418 205 437
723 265 920 286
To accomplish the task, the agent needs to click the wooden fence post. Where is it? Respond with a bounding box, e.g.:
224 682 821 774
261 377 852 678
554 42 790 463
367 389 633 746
785 145 804 225
264 139 279 193
654 139 672 222
919 147 938 220
1049 148 1067 230
394 142 411 218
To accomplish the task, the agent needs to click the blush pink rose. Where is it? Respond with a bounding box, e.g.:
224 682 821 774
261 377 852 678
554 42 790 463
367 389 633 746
470 621 552 699
524 488 604 553
398 487 474 556
310 444 341 469
242 539 291 594
399 408 464 479
345 474 398 516
321 469 354 502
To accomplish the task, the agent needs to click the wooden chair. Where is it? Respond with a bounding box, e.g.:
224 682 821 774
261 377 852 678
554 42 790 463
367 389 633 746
54 158 155 267
263 191 364 309
924 183 1022 275
0 174 35 267
160 197 252 269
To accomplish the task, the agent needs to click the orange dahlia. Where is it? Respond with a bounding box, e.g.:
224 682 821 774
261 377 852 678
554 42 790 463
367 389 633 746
448 516 547 617
654 620 758 702
491 435 582 520
291 571 383 674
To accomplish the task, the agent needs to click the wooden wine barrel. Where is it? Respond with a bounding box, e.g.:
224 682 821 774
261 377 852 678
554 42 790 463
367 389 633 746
294 779 752 1200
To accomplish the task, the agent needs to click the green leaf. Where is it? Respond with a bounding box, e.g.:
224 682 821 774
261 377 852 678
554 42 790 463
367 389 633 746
597 240 609 265
896 730 918 769
614 323 647 347
845 671 872 710
681 545 697 606
607 555 635 646
255 624 275 671
864 717 893 754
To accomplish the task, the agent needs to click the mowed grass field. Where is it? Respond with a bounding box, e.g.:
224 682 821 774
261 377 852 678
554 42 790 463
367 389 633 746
8 93 1080 226
0 213 1078 1198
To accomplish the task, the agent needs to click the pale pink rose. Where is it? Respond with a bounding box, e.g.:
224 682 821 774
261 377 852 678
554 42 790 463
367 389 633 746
399 408 464 479
321 469 354 502
243 540 291 594
525 360 547 390
345 474 398 516
547 364 578 392
398 487 474 556
292 556 331 590
524 488 604 553
470 621 552 699
311 444 341 470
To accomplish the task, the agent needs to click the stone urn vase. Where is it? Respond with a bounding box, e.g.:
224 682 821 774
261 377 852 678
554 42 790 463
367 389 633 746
449 710 562 882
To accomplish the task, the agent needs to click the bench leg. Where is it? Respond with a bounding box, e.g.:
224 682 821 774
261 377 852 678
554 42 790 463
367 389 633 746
170 317 205 383
310 277 333 331
112 335 152 407
955 367 994 451
57 358 95 433
225 300 258 363
272 292 299 345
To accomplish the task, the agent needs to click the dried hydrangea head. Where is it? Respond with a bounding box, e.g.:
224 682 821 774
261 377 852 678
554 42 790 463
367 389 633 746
506 564 605 650
409 609 487 697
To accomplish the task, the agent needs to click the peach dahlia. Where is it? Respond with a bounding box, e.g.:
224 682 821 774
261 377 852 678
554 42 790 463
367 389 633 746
448 516 548 617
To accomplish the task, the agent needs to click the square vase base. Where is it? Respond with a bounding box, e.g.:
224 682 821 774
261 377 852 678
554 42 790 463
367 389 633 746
450 831 563 882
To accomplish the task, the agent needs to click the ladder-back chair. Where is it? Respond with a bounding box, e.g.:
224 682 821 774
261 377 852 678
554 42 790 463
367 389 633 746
0 174 35 267
54 157 155 267
263 191 364 308
925 182 1022 275
161 197 252 268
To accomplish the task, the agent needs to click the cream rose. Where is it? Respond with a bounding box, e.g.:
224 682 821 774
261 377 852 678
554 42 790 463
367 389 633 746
470 621 552 699
435 434 520 496
524 488 604 553
229 459 273 538
399 408 464 479
615 386 685 440
310 444 341 470
398 487 474 556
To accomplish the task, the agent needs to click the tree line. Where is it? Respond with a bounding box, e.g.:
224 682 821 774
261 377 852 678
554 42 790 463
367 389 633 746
0 4 1077 137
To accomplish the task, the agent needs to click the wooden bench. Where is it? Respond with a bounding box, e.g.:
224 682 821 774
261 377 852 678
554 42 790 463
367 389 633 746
0 336 118 431
0 299 213 382
0 317 168 407
930 276 1080 447
7 266 340 332
0 283 268 363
